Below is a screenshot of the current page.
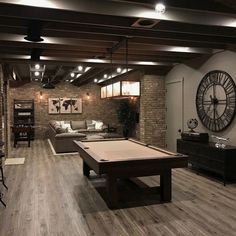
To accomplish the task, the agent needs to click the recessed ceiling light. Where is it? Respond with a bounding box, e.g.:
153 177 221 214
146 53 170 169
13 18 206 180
94 78 98 83
35 64 40 69
34 71 40 77
117 67 122 73
78 65 83 71
104 74 108 79
70 72 75 78
76 74 82 78
155 2 166 14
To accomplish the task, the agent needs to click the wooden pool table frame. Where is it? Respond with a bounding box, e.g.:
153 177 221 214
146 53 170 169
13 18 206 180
74 138 188 208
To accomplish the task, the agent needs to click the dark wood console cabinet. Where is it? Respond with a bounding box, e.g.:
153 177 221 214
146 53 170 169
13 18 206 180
177 139 236 185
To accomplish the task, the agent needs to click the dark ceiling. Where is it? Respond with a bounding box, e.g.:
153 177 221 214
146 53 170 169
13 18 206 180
0 0 236 86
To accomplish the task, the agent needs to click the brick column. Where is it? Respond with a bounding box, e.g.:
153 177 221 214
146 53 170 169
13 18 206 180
139 75 166 148
0 65 2 141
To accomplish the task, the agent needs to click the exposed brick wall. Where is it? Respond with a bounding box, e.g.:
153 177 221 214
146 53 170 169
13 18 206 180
139 75 166 148
9 82 122 138
9 72 166 147
0 66 2 141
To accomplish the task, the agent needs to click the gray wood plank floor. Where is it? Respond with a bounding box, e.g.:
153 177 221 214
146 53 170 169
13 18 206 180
0 140 236 236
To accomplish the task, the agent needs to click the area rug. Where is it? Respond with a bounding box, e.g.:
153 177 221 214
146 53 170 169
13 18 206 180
47 139 78 156
5 158 25 165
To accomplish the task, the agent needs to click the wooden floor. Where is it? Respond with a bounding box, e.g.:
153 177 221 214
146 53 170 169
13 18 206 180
0 140 236 236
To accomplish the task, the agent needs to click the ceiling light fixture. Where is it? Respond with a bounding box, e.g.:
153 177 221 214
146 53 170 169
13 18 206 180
70 72 75 78
155 2 166 14
117 67 122 73
101 38 140 99
78 65 83 71
94 78 98 83
104 74 108 79
35 64 40 70
34 71 40 77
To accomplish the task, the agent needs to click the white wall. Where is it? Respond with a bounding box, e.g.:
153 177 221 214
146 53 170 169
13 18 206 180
165 50 236 145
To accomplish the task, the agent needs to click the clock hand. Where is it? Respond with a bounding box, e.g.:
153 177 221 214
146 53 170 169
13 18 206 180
213 82 216 99
217 99 227 105
203 100 212 105
206 103 212 114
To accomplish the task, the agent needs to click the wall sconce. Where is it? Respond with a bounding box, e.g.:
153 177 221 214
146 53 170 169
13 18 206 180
39 91 43 100
86 92 90 100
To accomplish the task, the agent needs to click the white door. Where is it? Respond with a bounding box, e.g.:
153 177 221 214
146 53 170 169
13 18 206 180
165 79 184 152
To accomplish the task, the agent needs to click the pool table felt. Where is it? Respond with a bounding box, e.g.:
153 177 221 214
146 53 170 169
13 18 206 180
81 140 176 162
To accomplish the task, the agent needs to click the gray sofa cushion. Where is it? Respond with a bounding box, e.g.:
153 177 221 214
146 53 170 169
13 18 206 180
56 127 68 134
76 128 88 132
55 132 86 139
71 120 86 130
86 120 93 125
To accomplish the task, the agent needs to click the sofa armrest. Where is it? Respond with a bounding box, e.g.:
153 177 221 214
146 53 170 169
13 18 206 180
55 133 86 140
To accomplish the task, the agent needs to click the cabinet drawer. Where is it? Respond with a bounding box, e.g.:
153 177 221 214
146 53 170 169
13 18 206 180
190 155 224 173
177 142 200 155
197 148 224 162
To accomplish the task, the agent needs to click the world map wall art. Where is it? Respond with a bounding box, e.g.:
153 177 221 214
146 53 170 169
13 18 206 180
48 98 82 114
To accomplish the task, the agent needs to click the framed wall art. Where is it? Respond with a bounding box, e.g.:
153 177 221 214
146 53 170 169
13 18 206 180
71 98 82 114
60 97 72 114
48 97 82 114
48 98 60 114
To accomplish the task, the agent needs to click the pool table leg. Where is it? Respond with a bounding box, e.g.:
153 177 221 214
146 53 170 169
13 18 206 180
83 161 90 177
106 175 118 208
160 170 172 202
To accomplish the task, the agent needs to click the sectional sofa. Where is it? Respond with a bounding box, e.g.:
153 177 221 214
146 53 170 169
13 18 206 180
48 120 121 153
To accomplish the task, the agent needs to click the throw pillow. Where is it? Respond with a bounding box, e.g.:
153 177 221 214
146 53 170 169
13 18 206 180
56 127 68 134
61 123 73 132
92 120 104 130
71 120 86 130
87 123 95 130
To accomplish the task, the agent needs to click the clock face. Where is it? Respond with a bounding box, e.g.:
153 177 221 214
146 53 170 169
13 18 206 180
196 70 236 132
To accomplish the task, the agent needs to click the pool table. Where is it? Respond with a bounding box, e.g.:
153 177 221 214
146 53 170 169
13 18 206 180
74 138 188 208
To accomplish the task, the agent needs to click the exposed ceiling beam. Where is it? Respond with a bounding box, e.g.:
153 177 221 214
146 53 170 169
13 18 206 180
0 0 236 28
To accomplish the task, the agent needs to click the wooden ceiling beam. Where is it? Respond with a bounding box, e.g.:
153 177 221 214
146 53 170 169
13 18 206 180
0 0 235 28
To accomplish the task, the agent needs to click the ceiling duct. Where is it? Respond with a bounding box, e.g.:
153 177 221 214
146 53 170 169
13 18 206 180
31 48 43 61
24 20 44 42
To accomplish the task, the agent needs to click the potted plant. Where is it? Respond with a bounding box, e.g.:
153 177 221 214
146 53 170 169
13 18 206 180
117 99 136 137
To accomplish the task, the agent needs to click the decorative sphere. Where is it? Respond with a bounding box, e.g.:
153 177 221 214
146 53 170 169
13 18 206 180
187 118 198 130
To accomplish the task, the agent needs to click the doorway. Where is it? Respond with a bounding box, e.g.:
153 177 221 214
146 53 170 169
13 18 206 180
165 79 184 152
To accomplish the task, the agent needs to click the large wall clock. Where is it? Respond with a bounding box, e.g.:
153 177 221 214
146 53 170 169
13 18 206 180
196 70 236 132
